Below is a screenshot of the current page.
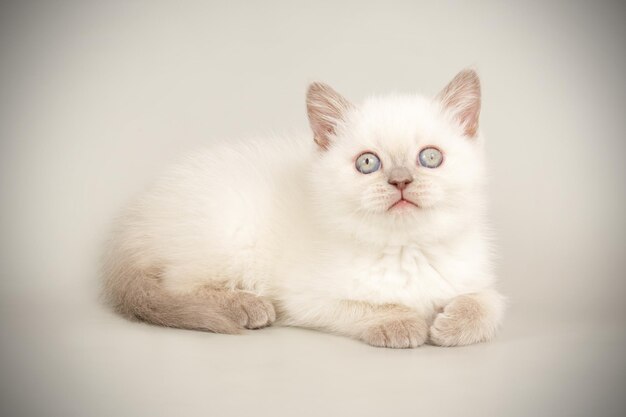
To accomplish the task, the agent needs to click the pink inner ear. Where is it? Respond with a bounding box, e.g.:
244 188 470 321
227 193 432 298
438 70 481 138
314 134 331 150
456 97 480 138
306 82 353 150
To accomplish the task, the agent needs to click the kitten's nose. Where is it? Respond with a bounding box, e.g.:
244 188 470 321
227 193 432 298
387 167 414 190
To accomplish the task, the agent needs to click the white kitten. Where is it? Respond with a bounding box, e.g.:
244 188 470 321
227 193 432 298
103 69 505 348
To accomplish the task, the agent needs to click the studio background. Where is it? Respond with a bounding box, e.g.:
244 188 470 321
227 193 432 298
1 1 625 416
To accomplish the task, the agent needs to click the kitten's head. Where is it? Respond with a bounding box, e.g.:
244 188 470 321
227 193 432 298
306 69 487 245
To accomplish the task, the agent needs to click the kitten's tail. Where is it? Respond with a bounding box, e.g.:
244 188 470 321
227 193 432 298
103 264 241 334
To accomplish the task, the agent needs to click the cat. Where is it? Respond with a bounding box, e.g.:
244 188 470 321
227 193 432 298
103 69 505 348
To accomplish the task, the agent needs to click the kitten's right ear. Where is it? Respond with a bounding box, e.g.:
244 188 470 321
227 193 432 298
306 82 353 150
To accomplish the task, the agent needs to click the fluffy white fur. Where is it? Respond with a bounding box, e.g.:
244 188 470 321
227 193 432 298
104 69 505 348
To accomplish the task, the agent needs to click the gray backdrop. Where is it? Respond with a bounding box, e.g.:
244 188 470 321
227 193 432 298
1 1 625 416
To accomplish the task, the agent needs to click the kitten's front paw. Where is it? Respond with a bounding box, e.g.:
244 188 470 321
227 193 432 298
226 292 276 330
361 315 428 349
429 294 498 347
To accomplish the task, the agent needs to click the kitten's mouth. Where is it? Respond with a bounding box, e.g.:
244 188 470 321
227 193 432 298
388 198 419 211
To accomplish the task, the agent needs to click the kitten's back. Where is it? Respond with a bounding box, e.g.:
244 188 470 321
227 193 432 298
103 134 311 329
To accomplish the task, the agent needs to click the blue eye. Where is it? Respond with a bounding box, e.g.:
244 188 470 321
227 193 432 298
418 147 443 168
355 152 381 174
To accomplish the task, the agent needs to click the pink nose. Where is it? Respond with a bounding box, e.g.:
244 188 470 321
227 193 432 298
388 167 414 190
388 178 413 190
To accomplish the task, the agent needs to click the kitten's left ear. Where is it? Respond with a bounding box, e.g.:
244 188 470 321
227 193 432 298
306 82 353 150
437 69 481 138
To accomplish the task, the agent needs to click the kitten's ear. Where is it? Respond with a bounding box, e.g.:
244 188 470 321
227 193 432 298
437 69 481 138
306 82 353 150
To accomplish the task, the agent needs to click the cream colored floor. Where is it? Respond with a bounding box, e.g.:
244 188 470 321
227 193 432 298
1 291 624 417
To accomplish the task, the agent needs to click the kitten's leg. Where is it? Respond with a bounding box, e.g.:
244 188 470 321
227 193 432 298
355 303 429 348
281 299 429 348
196 286 277 330
105 264 276 333
429 289 505 347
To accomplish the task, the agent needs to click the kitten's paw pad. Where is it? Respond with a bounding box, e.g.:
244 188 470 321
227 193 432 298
429 294 495 347
227 293 276 330
361 316 428 349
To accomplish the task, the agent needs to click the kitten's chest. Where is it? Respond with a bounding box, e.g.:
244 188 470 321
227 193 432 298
334 244 457 311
